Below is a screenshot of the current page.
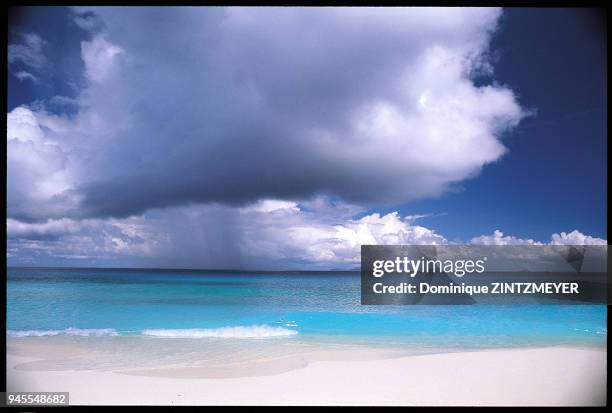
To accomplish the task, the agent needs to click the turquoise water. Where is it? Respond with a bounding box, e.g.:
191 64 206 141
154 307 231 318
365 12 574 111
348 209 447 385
7 267 607 348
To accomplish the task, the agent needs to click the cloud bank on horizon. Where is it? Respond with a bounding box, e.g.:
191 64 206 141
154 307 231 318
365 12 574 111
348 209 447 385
7 7 606 269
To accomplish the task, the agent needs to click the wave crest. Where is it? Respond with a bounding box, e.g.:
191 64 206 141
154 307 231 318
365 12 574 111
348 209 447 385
141 325 298 338
7 328 119 337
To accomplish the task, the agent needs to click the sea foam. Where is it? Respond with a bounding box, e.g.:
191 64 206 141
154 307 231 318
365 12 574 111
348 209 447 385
141 325 298 338
7 328 119 337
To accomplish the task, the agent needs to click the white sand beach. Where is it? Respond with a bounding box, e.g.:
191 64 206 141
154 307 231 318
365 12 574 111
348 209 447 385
7 345 606 406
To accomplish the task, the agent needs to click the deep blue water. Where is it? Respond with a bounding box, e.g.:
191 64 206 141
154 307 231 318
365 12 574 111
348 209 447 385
7 267 607 347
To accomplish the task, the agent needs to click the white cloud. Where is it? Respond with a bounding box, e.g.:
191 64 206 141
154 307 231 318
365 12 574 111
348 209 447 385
7 107 45 144
238 201 447 267
7 107 78 221
550 230 607 246
470 230 543 245
244 199 301 214
81 36 124 82
471 229 607 246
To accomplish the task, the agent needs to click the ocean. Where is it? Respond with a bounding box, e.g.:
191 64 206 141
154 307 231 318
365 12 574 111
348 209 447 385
7 267 607 348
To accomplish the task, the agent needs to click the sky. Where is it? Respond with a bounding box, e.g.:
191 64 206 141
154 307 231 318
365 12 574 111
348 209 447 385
6 7 607 270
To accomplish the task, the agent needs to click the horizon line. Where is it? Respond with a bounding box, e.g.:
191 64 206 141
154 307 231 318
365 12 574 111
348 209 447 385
6 265 361 273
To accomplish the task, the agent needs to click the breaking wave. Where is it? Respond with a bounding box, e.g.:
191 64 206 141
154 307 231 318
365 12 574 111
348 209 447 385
141 325 298 338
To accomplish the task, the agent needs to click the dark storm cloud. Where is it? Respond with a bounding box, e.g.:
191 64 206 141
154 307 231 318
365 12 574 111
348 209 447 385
78 125 399 218
65 7 523 219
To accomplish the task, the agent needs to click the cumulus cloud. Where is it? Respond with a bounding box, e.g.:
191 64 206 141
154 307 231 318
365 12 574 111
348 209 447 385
9 7 527 221
238 202 447 268
471 229 606 246
7 107 79 222
550 230 607 246
470 230 543 245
